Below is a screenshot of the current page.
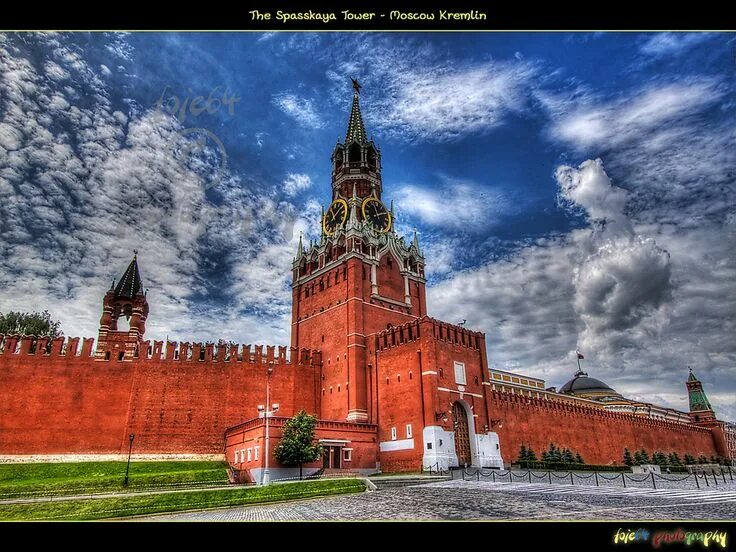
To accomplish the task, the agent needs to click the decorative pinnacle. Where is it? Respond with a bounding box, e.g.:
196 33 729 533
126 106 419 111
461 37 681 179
351 77 361 94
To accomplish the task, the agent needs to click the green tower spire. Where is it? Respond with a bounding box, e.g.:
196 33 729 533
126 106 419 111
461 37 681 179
686 368 715 423
345 79 368 145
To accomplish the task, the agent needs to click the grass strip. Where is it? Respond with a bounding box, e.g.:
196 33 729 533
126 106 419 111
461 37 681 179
0 461 229 498
0 478 366 520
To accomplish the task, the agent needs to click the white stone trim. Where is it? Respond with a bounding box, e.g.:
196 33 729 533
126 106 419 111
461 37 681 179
437 387 484 399
379 438 414 452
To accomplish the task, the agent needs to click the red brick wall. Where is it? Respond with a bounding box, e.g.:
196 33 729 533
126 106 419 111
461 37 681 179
0 336 320 455
489 391 719 465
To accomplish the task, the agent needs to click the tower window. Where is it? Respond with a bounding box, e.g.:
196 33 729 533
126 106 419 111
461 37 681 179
387 257 393 269
348 143 361 163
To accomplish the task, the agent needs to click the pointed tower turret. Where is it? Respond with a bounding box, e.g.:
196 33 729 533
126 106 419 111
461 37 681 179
345 83 368 145
686 368 716 424
96 251 149 361
330 78 382 201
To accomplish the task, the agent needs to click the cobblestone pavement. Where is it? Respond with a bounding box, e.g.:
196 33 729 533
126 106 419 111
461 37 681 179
142 479 736 521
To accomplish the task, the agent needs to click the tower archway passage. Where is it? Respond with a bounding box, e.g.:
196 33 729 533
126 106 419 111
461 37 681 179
453 401 472 467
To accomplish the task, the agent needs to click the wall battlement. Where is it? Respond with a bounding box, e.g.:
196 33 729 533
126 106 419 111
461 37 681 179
492 390 712 434
375 316 484 352
0 335 321 366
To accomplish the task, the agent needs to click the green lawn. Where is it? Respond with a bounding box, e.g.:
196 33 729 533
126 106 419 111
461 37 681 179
0 478 366 520
0 460 229 499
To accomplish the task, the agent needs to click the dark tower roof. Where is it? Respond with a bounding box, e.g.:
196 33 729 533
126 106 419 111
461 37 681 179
559 371 617 395
345 86 368 145
114 254 144 299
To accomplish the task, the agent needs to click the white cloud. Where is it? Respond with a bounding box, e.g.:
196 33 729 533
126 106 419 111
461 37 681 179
272 93 324 128
394 176 516 231
548 78 725 151
282 173 312 196
639 33 713 58
373 62 536 141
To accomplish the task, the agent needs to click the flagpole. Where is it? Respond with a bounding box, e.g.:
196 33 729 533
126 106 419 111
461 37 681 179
576 351 582 373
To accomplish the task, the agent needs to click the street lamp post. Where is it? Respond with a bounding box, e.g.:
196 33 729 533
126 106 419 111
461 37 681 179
262 361 274 486
123 433 135 487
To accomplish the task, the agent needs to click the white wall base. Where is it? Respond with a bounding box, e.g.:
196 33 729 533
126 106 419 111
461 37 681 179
422 426 504 470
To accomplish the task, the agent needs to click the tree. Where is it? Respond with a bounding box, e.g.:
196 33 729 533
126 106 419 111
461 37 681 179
548 443 562 463
697 455 708 464
639 449 651 464
527 446 538 463
518 444 528 463
273 410 323 480
668 452 682 467
623 448 634 467
574 452 584 465
652 451 667 466
633 450 643 466
561 448 575 464
684 453 696 465
0 311 63 338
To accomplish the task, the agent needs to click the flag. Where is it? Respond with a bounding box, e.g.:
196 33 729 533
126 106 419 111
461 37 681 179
576 351 584 360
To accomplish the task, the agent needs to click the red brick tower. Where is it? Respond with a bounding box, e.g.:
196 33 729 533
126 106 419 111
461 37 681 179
96 252 149 360
291 81 427 423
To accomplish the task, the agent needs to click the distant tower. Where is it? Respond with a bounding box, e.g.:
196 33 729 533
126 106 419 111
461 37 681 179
96 252 149 360
686 368 716 424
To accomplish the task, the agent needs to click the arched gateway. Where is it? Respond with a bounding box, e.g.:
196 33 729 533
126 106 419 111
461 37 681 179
453 401 472 467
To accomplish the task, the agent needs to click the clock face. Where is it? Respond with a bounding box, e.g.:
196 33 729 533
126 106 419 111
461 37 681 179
322 199 348 236
362 197 392 233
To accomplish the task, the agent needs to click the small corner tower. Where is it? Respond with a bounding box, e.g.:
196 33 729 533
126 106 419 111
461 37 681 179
96 251 149 360
686 368 716 424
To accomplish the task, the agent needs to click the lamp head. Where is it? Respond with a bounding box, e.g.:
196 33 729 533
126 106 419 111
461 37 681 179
257 405 265 412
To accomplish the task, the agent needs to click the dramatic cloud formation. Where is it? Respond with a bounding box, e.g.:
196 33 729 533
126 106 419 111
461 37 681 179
0 34 310 347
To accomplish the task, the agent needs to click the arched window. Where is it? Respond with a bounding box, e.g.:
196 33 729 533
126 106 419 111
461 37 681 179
348 143 361 163
367 146 377 168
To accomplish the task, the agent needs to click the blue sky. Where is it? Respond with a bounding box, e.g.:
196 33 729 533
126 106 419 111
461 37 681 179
0 32 734 420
